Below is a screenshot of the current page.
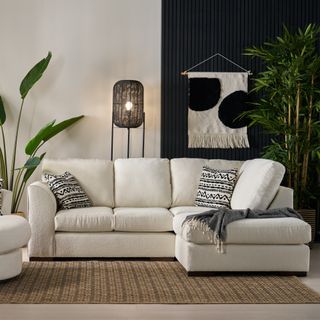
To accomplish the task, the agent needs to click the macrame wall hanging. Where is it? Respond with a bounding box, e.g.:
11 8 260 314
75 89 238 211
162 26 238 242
181 53 252 149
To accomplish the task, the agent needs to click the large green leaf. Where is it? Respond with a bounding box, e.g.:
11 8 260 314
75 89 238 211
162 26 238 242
25 115 84 155
43 115 84 141
25 120 56 155
23 153 46 183
20 52 52 99
0 96 6 125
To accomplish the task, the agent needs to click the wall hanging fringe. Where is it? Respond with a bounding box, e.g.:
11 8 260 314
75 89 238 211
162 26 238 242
181 53 252 76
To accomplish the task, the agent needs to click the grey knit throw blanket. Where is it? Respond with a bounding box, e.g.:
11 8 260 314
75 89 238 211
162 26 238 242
182 207 302 253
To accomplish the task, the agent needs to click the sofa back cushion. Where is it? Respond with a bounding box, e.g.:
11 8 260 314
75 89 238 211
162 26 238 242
42 159 114 207
114 158 171 207
170 158 243 207
231 158 285 210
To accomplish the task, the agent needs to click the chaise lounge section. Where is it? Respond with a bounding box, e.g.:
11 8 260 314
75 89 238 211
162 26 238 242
27 158 311 275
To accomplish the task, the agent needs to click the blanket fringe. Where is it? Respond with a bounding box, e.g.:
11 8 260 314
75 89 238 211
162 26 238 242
185 218 225 253
188 133 249 149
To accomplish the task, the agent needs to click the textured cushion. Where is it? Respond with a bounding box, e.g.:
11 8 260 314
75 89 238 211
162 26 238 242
42 159 114 207
172 208 311 245
114 158 171 207
194 166 238 209
170 158 243 207
114 207 173 232
55 207 114 232
231 159 285 210
170 206 212 216
0 215 31 254
43 172 92 210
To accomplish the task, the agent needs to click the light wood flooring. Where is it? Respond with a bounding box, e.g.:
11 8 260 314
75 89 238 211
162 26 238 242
1 245 320 320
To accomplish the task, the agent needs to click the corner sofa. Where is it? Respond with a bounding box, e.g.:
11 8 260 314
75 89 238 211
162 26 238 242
28 158 311 274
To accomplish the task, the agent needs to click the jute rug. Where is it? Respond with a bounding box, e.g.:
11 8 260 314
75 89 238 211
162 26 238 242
0 261 320 304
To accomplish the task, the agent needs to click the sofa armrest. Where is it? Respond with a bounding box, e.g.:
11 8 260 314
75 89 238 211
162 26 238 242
1 189 12 215
28 181 57 257
268 186 294 209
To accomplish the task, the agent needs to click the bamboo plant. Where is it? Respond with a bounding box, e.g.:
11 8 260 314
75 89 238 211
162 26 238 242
243 24 320 208
0 52 84 212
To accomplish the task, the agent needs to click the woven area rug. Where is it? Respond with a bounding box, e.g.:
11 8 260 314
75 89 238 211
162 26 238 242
0 261 320 304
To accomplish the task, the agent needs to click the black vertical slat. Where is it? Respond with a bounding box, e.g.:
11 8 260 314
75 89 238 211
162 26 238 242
161 0 320 160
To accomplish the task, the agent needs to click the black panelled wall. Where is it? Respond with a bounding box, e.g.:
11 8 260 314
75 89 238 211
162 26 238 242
161 0 320 160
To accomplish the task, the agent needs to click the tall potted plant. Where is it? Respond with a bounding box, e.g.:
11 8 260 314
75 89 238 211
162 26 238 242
243 24 320 239
0 52 84 212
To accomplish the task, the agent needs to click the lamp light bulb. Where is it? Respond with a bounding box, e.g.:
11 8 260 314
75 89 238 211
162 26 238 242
125 101 133 111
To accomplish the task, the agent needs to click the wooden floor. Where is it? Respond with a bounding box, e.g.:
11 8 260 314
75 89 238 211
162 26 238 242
1 246 320 320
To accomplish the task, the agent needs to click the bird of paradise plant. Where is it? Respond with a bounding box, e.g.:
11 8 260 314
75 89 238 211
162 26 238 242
0 52 83 212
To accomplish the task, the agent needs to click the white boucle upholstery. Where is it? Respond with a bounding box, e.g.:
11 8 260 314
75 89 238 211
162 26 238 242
0 215 31 280
170 158 243 207
114 207 173 232
173 211 311 245
28 157 309 275
55 207 114 232
231 158 285 210
42 158 114 207
55 232 175 257
268 186 294 209
114 158 172 207
175 236 310 272
0 249 23 280
0 215 31 254
28 181 57 257
170 206 212 216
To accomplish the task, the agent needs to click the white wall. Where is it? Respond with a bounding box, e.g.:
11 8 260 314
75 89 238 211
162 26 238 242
0 0 161 210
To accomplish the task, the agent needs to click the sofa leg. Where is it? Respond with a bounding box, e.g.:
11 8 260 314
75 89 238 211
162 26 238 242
295 272 307 277
29 257 54 261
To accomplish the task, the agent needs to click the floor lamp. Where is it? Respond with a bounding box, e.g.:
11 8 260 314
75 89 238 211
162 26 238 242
111 80 145 160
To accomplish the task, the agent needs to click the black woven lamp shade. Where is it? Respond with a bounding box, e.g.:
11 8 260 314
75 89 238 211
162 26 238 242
113 80 144 128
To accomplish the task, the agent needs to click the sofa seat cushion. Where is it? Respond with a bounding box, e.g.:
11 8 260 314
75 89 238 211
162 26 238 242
172 207 311 245
170 206 212 216
114 208 173 232
0 215 31 254
55 207 114 232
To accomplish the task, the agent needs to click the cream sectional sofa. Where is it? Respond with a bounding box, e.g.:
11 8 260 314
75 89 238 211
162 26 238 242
28 158 311 275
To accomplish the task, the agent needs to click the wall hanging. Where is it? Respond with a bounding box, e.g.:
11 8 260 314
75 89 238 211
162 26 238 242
182 53 252 149
111 80 145 160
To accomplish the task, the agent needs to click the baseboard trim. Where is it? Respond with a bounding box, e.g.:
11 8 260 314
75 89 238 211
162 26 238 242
29 257 176 262
187 271 308 277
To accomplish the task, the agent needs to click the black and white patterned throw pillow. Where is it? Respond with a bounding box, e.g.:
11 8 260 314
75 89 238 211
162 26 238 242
194 166 238 209
42 171 92 210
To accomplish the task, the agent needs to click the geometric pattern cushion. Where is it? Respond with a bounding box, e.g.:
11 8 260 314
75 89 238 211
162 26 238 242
42 171 92 210
194 166 238 209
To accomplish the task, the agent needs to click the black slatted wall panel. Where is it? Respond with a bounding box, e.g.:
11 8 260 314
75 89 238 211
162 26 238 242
161 0 320 160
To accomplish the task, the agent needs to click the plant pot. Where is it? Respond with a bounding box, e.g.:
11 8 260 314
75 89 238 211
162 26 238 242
14 211 26 219
298 209 316 244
